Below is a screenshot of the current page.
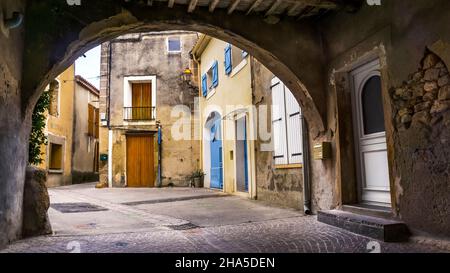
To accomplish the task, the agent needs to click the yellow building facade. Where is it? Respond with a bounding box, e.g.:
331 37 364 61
192 36 257 199
37 65 75 187
37 65 100 187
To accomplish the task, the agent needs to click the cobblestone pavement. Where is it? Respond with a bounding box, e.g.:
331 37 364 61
0 184 446 253
1 216 443 253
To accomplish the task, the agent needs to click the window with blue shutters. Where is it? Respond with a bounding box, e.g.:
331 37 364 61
225 44 249 77
202 74 207 97
224 44 232 75
212 61 219 88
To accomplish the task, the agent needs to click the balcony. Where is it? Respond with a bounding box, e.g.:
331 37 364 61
123 107 156 121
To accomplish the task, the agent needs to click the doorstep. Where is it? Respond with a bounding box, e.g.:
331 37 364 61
317 209 410 242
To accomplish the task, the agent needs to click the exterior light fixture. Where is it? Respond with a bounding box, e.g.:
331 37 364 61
181 68 192 82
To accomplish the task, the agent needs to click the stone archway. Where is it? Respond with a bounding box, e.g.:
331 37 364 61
1 0 361 247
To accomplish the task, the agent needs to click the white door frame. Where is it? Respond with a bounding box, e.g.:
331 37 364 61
350 58 392 207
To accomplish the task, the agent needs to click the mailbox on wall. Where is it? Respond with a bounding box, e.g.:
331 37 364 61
100 153 108 162
313 142 331 160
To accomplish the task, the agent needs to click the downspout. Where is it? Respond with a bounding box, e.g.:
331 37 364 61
157 125 162 187
107 42 113 188
302 117 312 215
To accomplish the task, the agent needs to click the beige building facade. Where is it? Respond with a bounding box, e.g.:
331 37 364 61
98 31 200 188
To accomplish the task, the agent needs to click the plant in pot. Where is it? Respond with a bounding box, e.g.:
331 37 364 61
190 170 205 188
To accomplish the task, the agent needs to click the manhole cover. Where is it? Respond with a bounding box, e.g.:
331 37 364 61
167 223 199 230
51 203 108 213
115 242 128 247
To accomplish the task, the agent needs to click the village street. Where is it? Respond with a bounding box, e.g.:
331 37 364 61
1 183 443 253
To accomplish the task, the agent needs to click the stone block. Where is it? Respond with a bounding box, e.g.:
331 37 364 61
412 110 431 125
398 107 412 117
317 210 410 242
424 68 440 81
423 92 436 101
431 100 450 114
424 82 438 92
22 166 52 238
414 101 432 112
401 114 412 124
438 75 449 87
423 53 440 70
438 86 450 100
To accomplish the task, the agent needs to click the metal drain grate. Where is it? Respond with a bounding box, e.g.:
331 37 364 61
167 223 200 230
51 202 108 213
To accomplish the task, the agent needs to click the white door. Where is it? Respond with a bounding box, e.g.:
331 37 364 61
350 59 391 206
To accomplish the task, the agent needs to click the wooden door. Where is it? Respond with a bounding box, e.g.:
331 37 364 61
132 83 152 120
126 134 155 187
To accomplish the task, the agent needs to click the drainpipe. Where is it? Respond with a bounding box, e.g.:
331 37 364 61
302 116 312 215
157 125 162 187
107 41 113 188
108 129 113 188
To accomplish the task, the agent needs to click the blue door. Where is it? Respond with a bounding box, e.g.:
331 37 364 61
210 122 223 189
243 119 249 192
235 117 249 192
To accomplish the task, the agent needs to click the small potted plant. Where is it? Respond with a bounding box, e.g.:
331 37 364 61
190 170 205 188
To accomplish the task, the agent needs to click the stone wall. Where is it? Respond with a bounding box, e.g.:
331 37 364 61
251 58 304 210
0 0 26 248
321 0 450 237
391 51 450 236
100 31 200 187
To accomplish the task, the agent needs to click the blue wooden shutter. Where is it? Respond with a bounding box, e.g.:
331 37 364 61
212 61 219 87
224 44 232 75
202 74 208 97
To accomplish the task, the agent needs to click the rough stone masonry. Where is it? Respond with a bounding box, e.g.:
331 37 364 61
391 51 450 235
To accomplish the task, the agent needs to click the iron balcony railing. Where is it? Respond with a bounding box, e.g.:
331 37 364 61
123 107 156 121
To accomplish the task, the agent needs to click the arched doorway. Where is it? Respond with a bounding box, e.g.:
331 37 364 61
203 111 223 190
1 0 338 246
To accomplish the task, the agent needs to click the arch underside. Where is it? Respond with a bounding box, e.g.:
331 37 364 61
20 0 351 135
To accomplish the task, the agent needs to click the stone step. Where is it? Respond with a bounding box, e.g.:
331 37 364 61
317 210 410 242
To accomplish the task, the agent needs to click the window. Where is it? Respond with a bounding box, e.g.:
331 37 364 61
201 61 219 97
123 76 157 122
167 37 181 53
271 77 303 166
49 143 63 171
88 104 100 138
48 80 60 117
361 75 385 135
224 44 248 76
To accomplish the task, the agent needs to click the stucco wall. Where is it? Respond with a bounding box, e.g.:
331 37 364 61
100 31 200 187
197 37 257 198
38 65 75 188
72 82 99 183
251 58 304 210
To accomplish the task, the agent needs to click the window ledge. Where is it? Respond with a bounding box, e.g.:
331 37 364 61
123 120 157 126
48 169 63 174
206 88 217 100
274 164 303 170
230 59 248 78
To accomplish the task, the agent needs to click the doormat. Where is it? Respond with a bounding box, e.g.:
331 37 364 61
50 202 108 213
167 223 199 230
